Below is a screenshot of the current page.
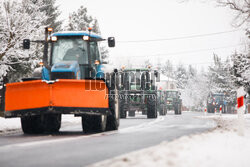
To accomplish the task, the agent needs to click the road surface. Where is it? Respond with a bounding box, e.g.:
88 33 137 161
0 112 215 167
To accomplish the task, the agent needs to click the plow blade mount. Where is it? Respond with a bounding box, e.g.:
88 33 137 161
5 79 109 114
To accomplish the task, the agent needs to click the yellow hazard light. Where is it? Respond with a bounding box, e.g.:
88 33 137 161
48 27 53 32
83 36 89 41
95 60 100 65
51 36 57 42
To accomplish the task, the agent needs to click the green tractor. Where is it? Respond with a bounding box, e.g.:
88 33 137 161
119 68 158 119
165 90 182 115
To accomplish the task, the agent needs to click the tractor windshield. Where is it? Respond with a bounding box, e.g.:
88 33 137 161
213 95 224 102
52 37 88 65
167 91 177 98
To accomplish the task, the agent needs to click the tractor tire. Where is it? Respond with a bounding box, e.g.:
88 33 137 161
82 114 107 133
106 73 120 131
119 98 126 118
178 104 182 115
43 114 61 133
159 105 164 116
21 116 44 134
128 110 135 117
147 95 157 119
174 106 179 115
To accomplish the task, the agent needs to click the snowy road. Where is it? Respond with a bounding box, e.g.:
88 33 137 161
0 112 215 167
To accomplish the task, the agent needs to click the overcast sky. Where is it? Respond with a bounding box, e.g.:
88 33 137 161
56 0 247 70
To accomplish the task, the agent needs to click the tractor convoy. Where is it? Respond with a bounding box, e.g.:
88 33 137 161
0 27 183 134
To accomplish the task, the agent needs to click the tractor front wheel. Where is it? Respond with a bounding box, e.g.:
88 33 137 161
21 116 44 134
147 95 157 119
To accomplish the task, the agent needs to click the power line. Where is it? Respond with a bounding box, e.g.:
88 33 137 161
117 43 244 58
117 29 241 43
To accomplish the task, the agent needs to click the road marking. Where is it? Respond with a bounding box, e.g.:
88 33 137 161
0 116 166 151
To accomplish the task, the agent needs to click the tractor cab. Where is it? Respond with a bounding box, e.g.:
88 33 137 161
23 28 115 81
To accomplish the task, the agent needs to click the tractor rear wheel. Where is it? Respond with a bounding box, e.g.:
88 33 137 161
82 114 107 133
147 95 157 119
119 98 126 118
43 114 61 133
178 104 182 115
159 105 164 116
174 106 179 115
106 89 120 131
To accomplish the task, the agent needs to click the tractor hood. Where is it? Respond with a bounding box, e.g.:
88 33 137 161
51 61 80 79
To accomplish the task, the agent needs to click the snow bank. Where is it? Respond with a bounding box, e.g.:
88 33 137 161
0 118 21 133
90 114 250 167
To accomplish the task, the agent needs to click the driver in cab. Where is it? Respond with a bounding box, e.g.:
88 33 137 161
63 41 87 64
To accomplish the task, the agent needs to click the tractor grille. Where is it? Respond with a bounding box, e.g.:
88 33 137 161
51 72 75 80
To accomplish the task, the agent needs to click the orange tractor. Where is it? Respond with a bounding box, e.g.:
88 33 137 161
0 28 120 134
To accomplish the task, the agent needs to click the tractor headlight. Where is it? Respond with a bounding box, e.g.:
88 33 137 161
51 36 57 42
83 36 89 41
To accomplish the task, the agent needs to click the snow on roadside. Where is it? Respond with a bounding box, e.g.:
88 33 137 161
90 114 250 167
0 118 21 133
0 115 81 133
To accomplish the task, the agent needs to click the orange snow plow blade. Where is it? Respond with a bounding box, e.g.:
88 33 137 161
5 79 109 112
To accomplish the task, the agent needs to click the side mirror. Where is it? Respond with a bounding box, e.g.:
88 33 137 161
102 61 108 64
23 39 30 49
108 37 115 47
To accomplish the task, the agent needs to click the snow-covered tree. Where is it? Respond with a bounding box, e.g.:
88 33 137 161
187 65 197 79
161 60 174 78
174 64 188 90
207 54 237 105
66 6 99 33
182 70 210 111
216 0 250 27
231 52 250 88
66 6 109 61
32 0 62 31
0 0 47 82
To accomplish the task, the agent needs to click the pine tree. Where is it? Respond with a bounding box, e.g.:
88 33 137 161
231 52 250 88
162 60 174 78
207 54 236 104
32 0 62 31
67 6 97 32
174 64 188 90
66 6 109 61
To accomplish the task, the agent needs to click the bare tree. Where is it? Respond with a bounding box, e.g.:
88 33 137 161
216 0 250 27
181 0 249 27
